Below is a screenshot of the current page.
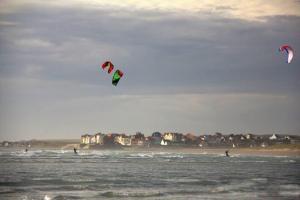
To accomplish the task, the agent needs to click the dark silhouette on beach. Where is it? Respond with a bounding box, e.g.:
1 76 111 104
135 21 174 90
225 150 230 157
73 147 77 154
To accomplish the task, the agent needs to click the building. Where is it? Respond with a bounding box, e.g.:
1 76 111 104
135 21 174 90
95 133 105 145
246 133 254 140
81 133 104 145
161 139 168 146
81 134 92 144
151 132 162 145
91 135 97 144
114 135 132 146
163 132 174 141
185 133 197 145
269 134 278 140
163 132 185 143
131 132 145 146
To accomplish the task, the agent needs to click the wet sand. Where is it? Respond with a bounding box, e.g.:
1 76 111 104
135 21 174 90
123 147 300 157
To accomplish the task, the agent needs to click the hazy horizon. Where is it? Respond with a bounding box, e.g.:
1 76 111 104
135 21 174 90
1 1 300 141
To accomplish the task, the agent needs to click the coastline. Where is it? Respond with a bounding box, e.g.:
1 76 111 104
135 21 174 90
1 139 299 157
122 147 300 157
2 146 298 157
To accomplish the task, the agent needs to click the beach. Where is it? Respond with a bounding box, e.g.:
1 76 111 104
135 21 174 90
130 146 300 156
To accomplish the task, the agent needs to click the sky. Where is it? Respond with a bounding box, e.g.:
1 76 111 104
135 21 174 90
0 0 300 140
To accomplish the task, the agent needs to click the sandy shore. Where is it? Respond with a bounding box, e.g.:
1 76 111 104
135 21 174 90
121 147 300 157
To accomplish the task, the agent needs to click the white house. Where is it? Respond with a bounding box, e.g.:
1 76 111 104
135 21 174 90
81 134 92 144
269 134 278 140
114 135 132 146
163 133 174 141
160 139 168 146
91 135 97 144
95 133 104 145
246 134 254 140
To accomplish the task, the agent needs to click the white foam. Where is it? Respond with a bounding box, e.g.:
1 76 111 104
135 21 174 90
212 181 256 193
21 195 29 200
280 184 300 190
161 154 184 158
251 178 268 183
62 177 96 182
129 153 154 158
282 159 296 163
280 191 300 197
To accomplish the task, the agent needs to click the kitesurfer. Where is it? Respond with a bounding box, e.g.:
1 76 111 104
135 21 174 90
225 150 230 157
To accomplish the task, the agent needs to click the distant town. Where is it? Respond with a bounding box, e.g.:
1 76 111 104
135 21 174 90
1 132 300 149
79 132 300 149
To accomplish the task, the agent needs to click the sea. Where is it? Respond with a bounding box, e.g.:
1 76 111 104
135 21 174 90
0 148 299 200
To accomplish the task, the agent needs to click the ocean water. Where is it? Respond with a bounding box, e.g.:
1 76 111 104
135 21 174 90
0 149 299 200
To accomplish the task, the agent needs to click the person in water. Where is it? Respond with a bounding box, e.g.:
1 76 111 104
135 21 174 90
73 147 77 154
225 150 230 157
25 148 28 153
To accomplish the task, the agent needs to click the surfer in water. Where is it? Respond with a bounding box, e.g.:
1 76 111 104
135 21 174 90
225 150 230 157
73 147 78 154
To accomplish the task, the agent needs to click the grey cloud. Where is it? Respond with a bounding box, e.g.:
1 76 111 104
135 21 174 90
0 5 300 139
1 8 300 96
1 8 299 92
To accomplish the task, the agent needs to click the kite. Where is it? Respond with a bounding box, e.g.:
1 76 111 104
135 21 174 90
112 70 123 86
101 61 114 73
279 45 294 64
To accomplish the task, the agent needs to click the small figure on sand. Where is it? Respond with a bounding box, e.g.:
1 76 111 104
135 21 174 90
225 150 230 157
73 147 77 154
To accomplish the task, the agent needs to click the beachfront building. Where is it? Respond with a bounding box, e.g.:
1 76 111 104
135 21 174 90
95 133 105 145
81 134 92 144
103 133 119 146
132 140 144 146
81 133 105 145
161 139 168 146
114 135 132 146
163 132 185 143
185 133 197 145
240 135 246 140
285 136 290 140
131 132 145 146
91 135 97 144
163 133 174 141
246 133 254 140
269 134 278 140
151 132 163 146
204 135 219 146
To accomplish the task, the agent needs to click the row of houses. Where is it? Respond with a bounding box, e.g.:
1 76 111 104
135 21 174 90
81 133 134 147
80 132 300 148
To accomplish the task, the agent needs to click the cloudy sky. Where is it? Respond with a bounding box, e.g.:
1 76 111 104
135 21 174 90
0 0 300 140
